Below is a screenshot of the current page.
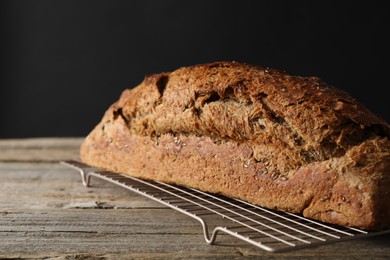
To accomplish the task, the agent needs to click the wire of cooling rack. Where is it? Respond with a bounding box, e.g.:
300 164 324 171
61 160 390 253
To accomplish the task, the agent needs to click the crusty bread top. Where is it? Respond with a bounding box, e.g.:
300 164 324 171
107 61 390 177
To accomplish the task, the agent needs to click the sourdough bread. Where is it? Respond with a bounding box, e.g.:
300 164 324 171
80 61 390 230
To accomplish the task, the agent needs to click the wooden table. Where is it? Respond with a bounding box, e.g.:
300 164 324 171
1 138 390 259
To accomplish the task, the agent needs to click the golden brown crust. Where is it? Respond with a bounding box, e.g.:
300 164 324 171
80 61 390 230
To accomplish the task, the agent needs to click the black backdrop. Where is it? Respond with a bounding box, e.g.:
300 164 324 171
1 0 389 138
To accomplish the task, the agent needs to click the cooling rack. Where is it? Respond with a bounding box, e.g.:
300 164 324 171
61 160 390 253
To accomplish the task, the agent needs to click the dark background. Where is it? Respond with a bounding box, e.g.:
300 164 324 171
1 0 389 138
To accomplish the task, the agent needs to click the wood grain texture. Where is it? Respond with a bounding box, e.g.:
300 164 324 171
0 137 82 162
1 138 390 259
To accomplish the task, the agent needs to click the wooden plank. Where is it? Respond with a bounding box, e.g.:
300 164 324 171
1 139 390 258
0 137 83 162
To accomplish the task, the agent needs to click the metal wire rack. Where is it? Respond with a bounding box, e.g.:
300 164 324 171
61 160 390 253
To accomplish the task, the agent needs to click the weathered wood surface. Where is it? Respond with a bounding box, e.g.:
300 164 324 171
1 138 390 259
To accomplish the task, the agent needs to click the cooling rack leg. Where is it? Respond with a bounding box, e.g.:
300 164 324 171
79 169 89 187
60 160 91 187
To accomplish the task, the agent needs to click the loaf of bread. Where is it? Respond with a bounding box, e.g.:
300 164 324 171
80 61 390 230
